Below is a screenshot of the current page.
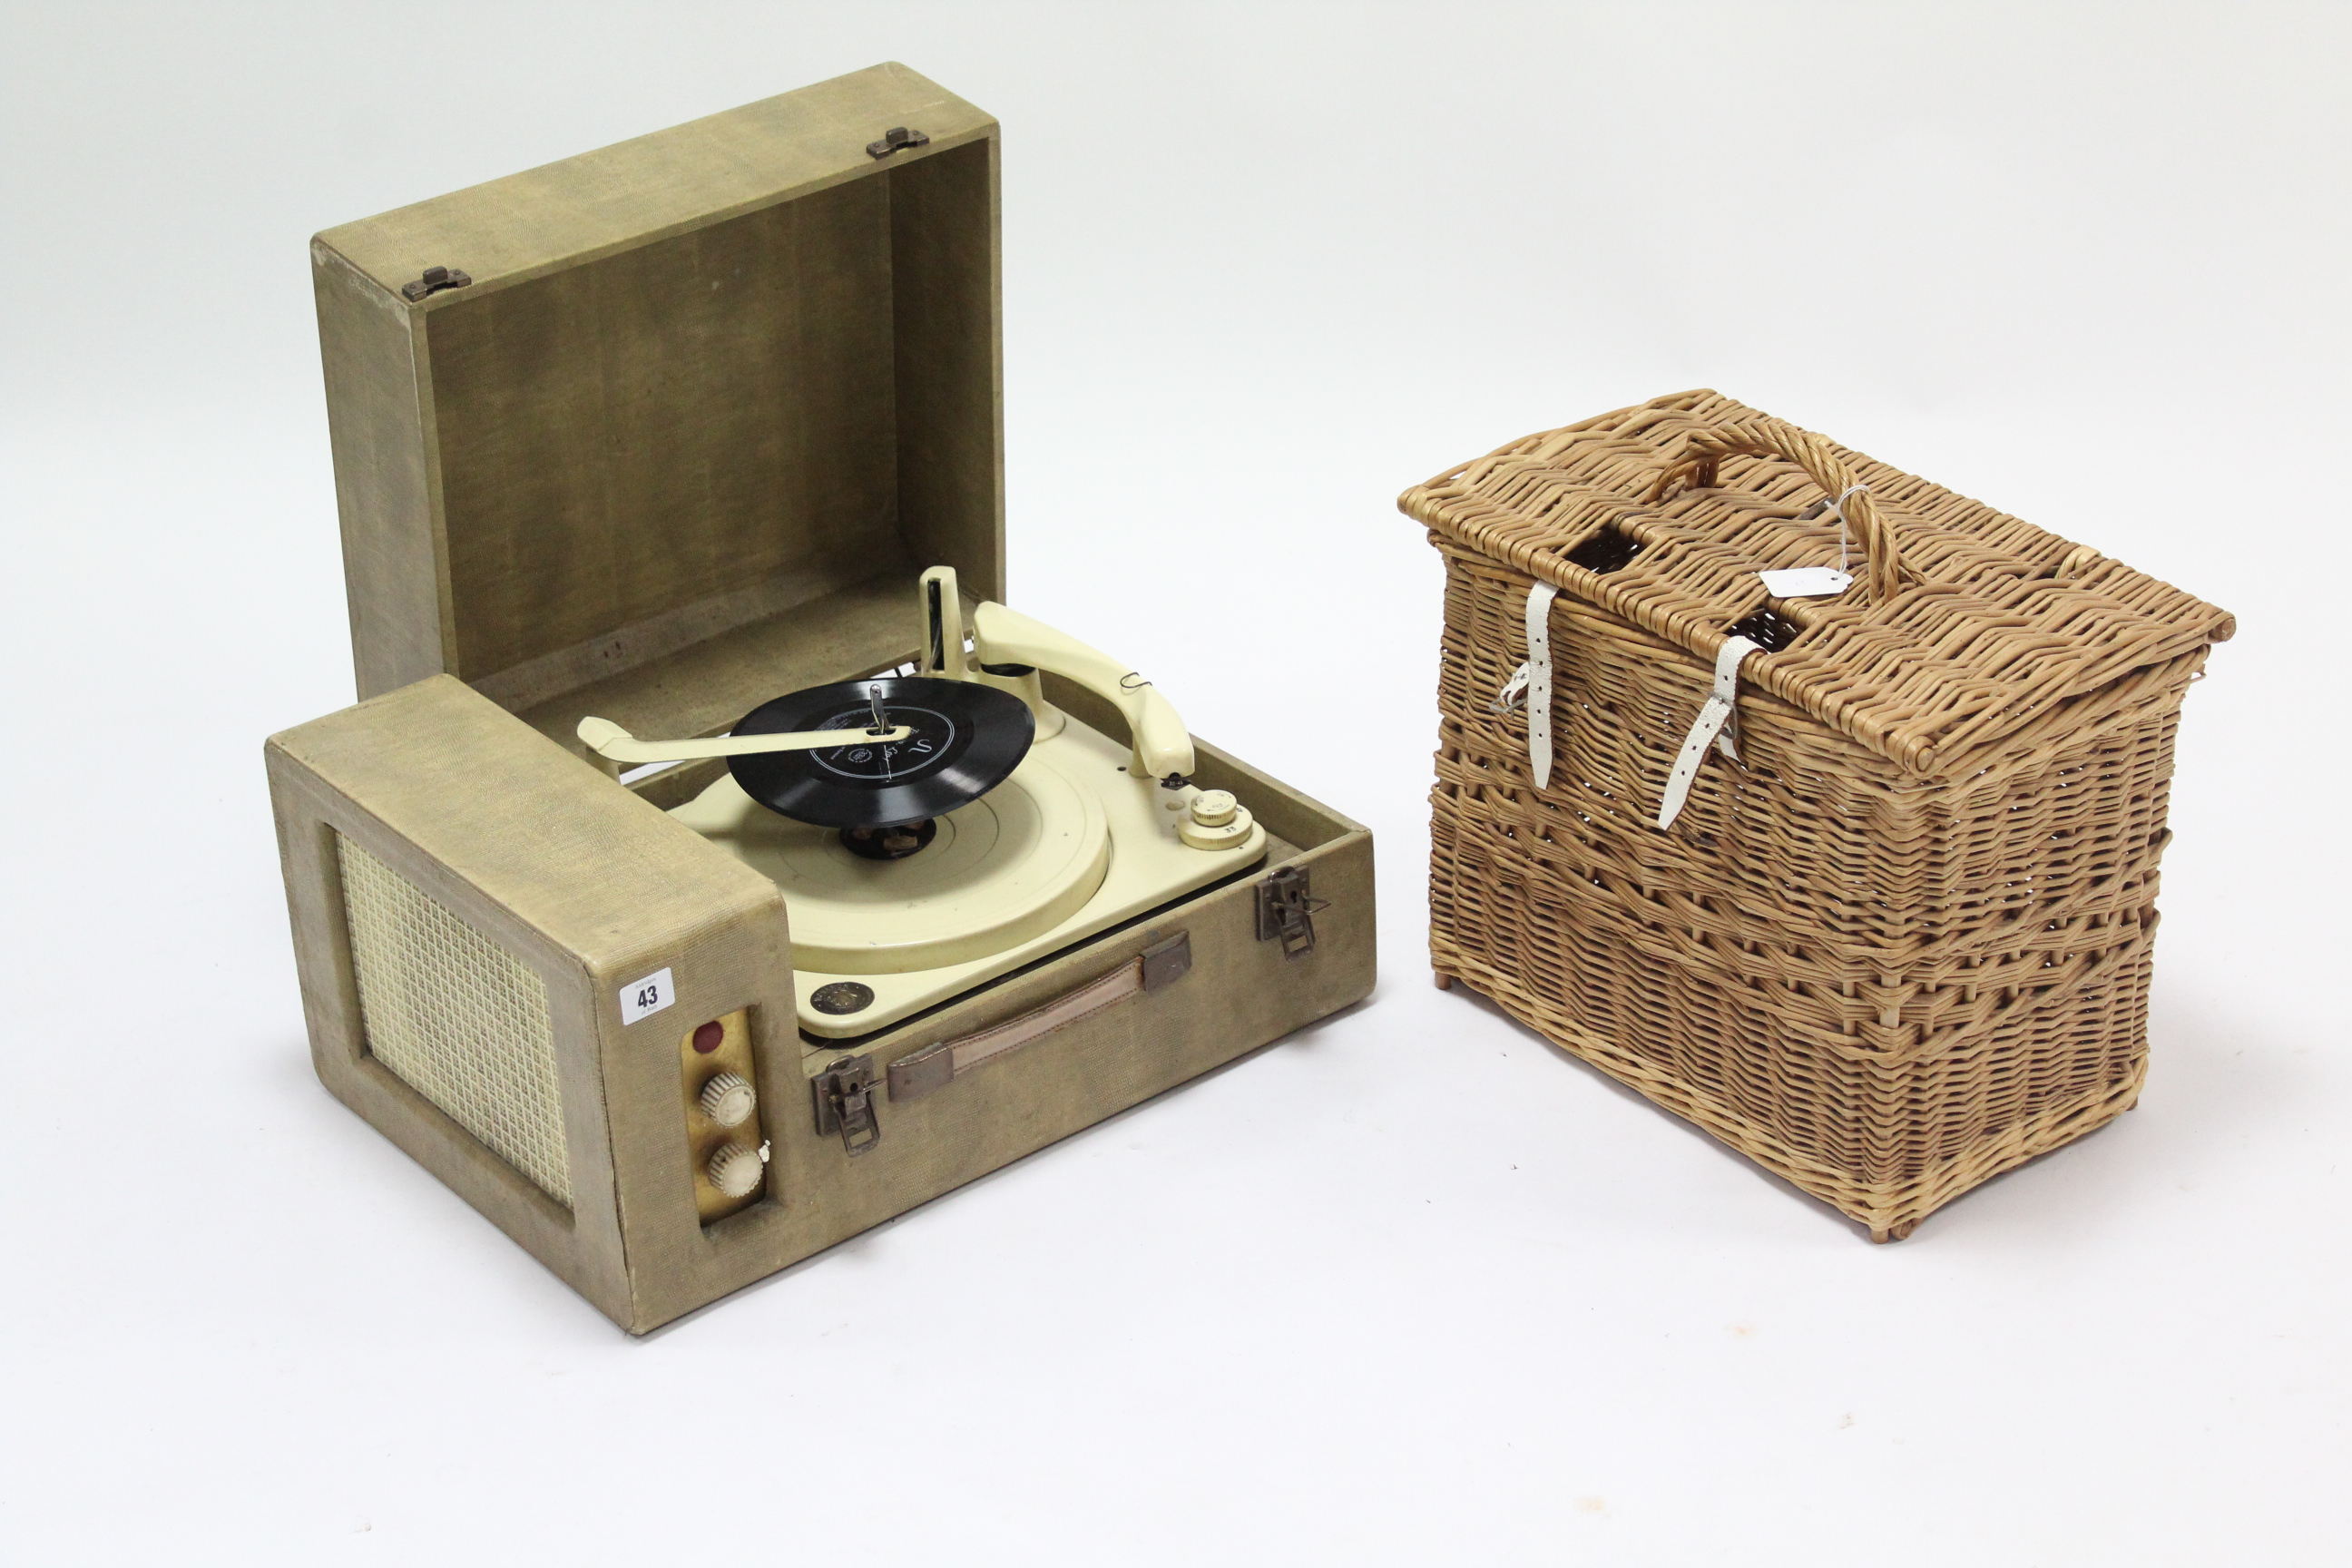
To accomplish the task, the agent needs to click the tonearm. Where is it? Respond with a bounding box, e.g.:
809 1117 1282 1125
573 566 1196 788
578 688 908 766
917 564 1197 787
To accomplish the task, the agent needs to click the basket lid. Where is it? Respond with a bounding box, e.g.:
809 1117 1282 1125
311 64 1004 749
1400 389 2233 779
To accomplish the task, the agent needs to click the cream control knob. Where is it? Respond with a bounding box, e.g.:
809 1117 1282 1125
1179 791 1255 850
1190 790 1239 828
706 1142 764 1200
698 1072 756 1128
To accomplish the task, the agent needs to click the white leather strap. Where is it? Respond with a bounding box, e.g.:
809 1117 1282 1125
1524 583 1559 789
1656 636 1761 829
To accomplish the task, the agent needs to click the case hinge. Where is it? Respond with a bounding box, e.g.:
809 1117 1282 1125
866 125 930 159
1256 866 1330 959
399 265 473 302
811 1054 882 1156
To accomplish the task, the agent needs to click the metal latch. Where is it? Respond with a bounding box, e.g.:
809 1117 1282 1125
400 265 472 302
1256 866 1330 959
812 1054 882 1156
866 125 930 159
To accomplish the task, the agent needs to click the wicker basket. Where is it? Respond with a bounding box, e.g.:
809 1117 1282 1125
1402 390 2232 1240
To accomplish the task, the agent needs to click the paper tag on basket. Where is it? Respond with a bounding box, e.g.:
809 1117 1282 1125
1757 566 1852 599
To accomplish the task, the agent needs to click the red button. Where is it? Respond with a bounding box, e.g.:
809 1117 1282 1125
691 1021 725 1054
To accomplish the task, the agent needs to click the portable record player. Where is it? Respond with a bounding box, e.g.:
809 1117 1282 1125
264 64 1375 1333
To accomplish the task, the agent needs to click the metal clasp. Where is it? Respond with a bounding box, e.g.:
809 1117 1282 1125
1256 866 1330 959
400 265 472 302
812 1054 882 1155
866 126 930 159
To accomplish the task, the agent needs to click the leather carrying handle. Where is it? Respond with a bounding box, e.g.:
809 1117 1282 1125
1646 419 1905 602
886 933 1192 1102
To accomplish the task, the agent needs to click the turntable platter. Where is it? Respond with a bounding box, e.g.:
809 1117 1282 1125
671 751 1111 975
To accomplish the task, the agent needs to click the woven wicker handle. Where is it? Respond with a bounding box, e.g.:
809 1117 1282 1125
1646 421 1905 601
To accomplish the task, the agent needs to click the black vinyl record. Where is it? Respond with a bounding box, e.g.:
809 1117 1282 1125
728 677 1034 829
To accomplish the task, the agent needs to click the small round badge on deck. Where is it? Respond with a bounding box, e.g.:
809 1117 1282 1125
809 982 877 1016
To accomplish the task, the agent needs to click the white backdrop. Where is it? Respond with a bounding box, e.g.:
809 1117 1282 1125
5 4 2347 1563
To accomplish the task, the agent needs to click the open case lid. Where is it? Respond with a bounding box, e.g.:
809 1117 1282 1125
311 63 1000 759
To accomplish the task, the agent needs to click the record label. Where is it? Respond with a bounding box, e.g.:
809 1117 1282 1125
808 704 956 782
729 677 1034 829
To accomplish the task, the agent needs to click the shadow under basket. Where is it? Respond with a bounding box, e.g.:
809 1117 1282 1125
1404 390 2232 1241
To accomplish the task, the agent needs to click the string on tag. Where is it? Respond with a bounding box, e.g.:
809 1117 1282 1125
1759 483 1872 600
1823 483 1869 580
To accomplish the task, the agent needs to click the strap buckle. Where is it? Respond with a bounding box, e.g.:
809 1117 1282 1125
1490 662 1531 713
1656 636 1763 830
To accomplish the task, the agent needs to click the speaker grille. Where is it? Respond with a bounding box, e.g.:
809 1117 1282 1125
337 834 573 1205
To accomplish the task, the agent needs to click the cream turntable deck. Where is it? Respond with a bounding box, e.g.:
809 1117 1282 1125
579 566 1269 1037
